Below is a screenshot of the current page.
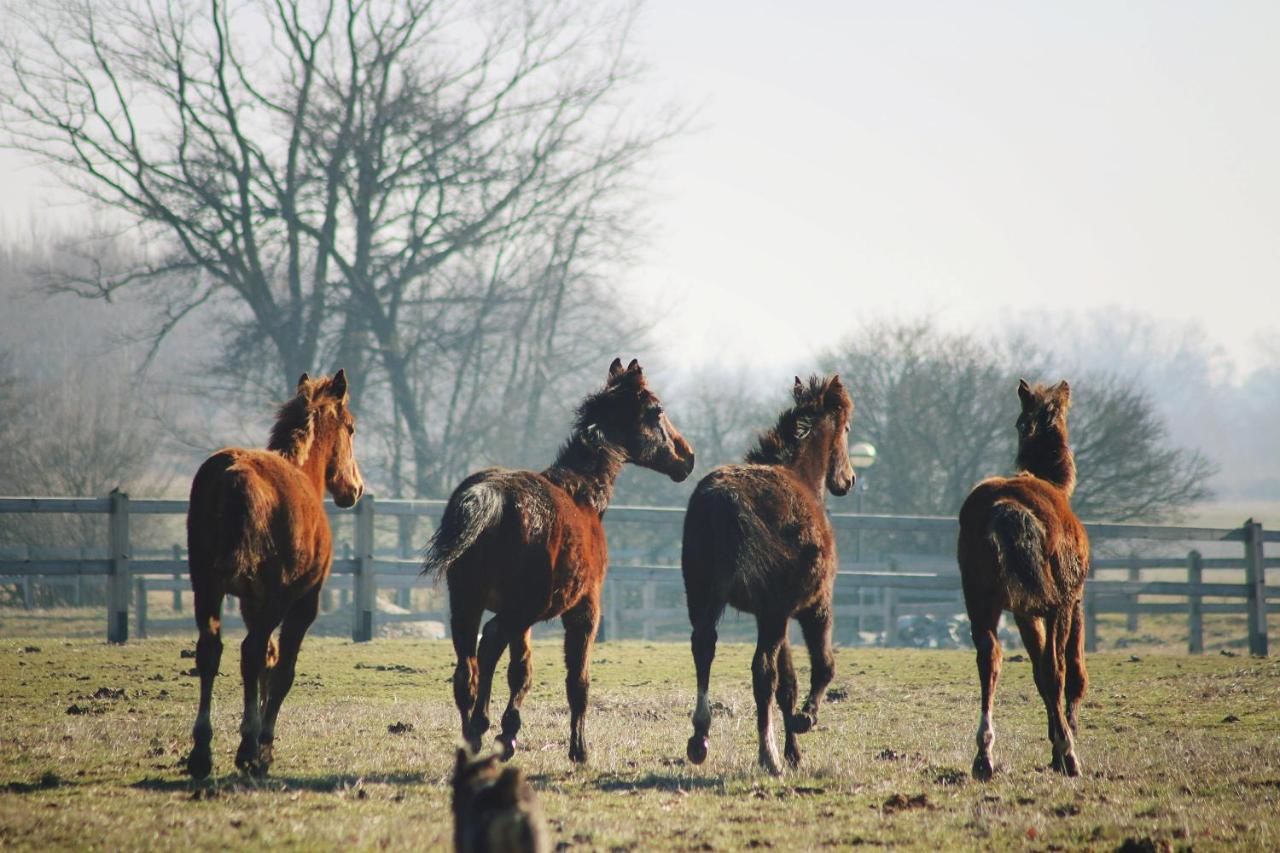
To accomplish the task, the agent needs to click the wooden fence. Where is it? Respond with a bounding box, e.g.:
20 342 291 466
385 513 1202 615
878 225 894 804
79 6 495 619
1 492 1276 654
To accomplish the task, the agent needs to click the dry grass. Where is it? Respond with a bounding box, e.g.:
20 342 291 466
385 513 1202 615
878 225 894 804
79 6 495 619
1 636 1278 851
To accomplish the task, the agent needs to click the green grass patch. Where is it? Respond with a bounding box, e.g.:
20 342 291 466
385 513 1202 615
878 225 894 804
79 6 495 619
1 637 1277 850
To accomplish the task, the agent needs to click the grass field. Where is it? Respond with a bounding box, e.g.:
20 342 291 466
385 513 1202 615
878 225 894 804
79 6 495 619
1 637 1278 851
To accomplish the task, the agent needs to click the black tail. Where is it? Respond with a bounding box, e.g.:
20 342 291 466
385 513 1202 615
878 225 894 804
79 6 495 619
423 480 504 580
987 501 1046 596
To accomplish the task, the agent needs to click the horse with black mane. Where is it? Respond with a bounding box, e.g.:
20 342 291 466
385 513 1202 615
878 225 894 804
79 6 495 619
958 379 1089 779
681 375 854 774
425 358 694 764
185 370 364 779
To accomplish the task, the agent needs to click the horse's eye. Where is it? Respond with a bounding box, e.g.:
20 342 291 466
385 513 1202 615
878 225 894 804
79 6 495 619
347 424 355 436
646 407 663 423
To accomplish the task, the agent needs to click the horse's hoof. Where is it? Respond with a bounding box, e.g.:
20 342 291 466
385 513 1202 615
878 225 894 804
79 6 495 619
686 736 709 765
497 736 516 762
759 751 783 777
569 744 589 764
790 712 816 735
256 740 274 770
972 754 994 781
1052 751 1081 777
784 745 801 768
234 741 262 775
186 749 212 780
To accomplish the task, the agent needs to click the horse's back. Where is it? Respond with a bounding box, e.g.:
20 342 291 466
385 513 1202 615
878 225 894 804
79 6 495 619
440 468 603 622
683 464 833 615
187 448 330 594
958 474 1088 607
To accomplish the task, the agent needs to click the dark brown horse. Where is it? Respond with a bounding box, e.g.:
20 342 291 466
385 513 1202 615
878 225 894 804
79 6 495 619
185 370 364 779
682 375 854 775
425 358 694 764
958 379 1089 780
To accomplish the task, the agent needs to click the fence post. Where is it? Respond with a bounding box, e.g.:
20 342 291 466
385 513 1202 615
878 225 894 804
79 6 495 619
107 489 130 644
134 577 148 639
1084 562 1098 653
352 494 376 643
172 544 183 612
1187 550 1203 654
1126 553 1140 633
881 559 898 647
641 579 656 641
1244 519 1268 657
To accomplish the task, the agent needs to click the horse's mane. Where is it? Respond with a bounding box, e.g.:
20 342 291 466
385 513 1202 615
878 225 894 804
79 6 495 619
268 394 315 464
746 375 849 465
267 374 345 464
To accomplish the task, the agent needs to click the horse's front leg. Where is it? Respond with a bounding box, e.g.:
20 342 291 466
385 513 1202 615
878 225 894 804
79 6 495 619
793 602 836 734
496 627 534 760
562 596 600 764
752 613 788 775
236 617 280 776
256 587 320 772
471 615 509 747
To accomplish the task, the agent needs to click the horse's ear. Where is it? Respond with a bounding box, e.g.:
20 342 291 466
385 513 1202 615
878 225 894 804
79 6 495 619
1017 378 1034 410
824 375 845 409
607 357 625 384
793 376 805 403
454 747 469 780
1055 380 1071 409
330 368 349 401
626 358 641 375
297 373 311 396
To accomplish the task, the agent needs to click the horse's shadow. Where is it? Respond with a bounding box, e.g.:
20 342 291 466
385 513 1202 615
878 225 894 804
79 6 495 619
130 770 430 794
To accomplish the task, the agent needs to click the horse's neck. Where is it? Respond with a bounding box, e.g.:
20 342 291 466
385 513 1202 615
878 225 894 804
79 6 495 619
785 435 829 499
544 431 625 515
280 432 330 500
1016 434 1077 495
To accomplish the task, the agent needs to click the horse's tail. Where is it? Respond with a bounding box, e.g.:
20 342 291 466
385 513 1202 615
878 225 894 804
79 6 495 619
422 480 504 580
987 500 1047 596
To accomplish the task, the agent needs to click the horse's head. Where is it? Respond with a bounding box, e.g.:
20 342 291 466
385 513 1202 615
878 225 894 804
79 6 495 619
299 369 365 508
1015 378 1071 446
797 375 855 496
584 358 695 482
747 374 854 495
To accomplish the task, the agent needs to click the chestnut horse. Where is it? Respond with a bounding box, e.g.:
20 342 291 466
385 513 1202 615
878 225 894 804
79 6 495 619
958 379 1088 780
185 371 364 779
682 375 854 775
425 358 694 764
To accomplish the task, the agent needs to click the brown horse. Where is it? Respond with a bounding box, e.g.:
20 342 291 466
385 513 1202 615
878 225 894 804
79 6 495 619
957 379 1089 780
184 370 364 779
682 375 854 775
425 358 694 764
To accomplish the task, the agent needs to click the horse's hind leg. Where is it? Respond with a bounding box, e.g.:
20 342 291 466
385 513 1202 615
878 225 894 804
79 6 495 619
449 591 484 750
235 604 283 776
752 613 788 776
686 606 722 765
496 627 534 760
969 600 1003 781
562 595 600 764
775 636 801 768
470 615 509 748
185 585 224 780
1043 609 1080 776
793 601 836 733
1064 598 1088 735
257 586 320 772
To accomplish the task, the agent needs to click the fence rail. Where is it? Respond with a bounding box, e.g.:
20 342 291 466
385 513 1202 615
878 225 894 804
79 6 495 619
0 492 1272 655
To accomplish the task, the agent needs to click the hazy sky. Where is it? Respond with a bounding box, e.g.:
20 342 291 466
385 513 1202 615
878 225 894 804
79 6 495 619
627 1 1280 373
3 1 1278 375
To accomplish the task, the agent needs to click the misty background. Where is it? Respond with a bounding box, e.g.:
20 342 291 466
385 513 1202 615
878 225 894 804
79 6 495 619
1 0 1277 530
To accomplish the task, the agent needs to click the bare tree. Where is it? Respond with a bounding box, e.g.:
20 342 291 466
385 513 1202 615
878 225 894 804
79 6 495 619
822 319 1214 521
3 0 671 496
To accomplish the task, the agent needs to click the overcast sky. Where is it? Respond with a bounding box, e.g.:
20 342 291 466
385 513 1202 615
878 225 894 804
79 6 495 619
3 1 1277 376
